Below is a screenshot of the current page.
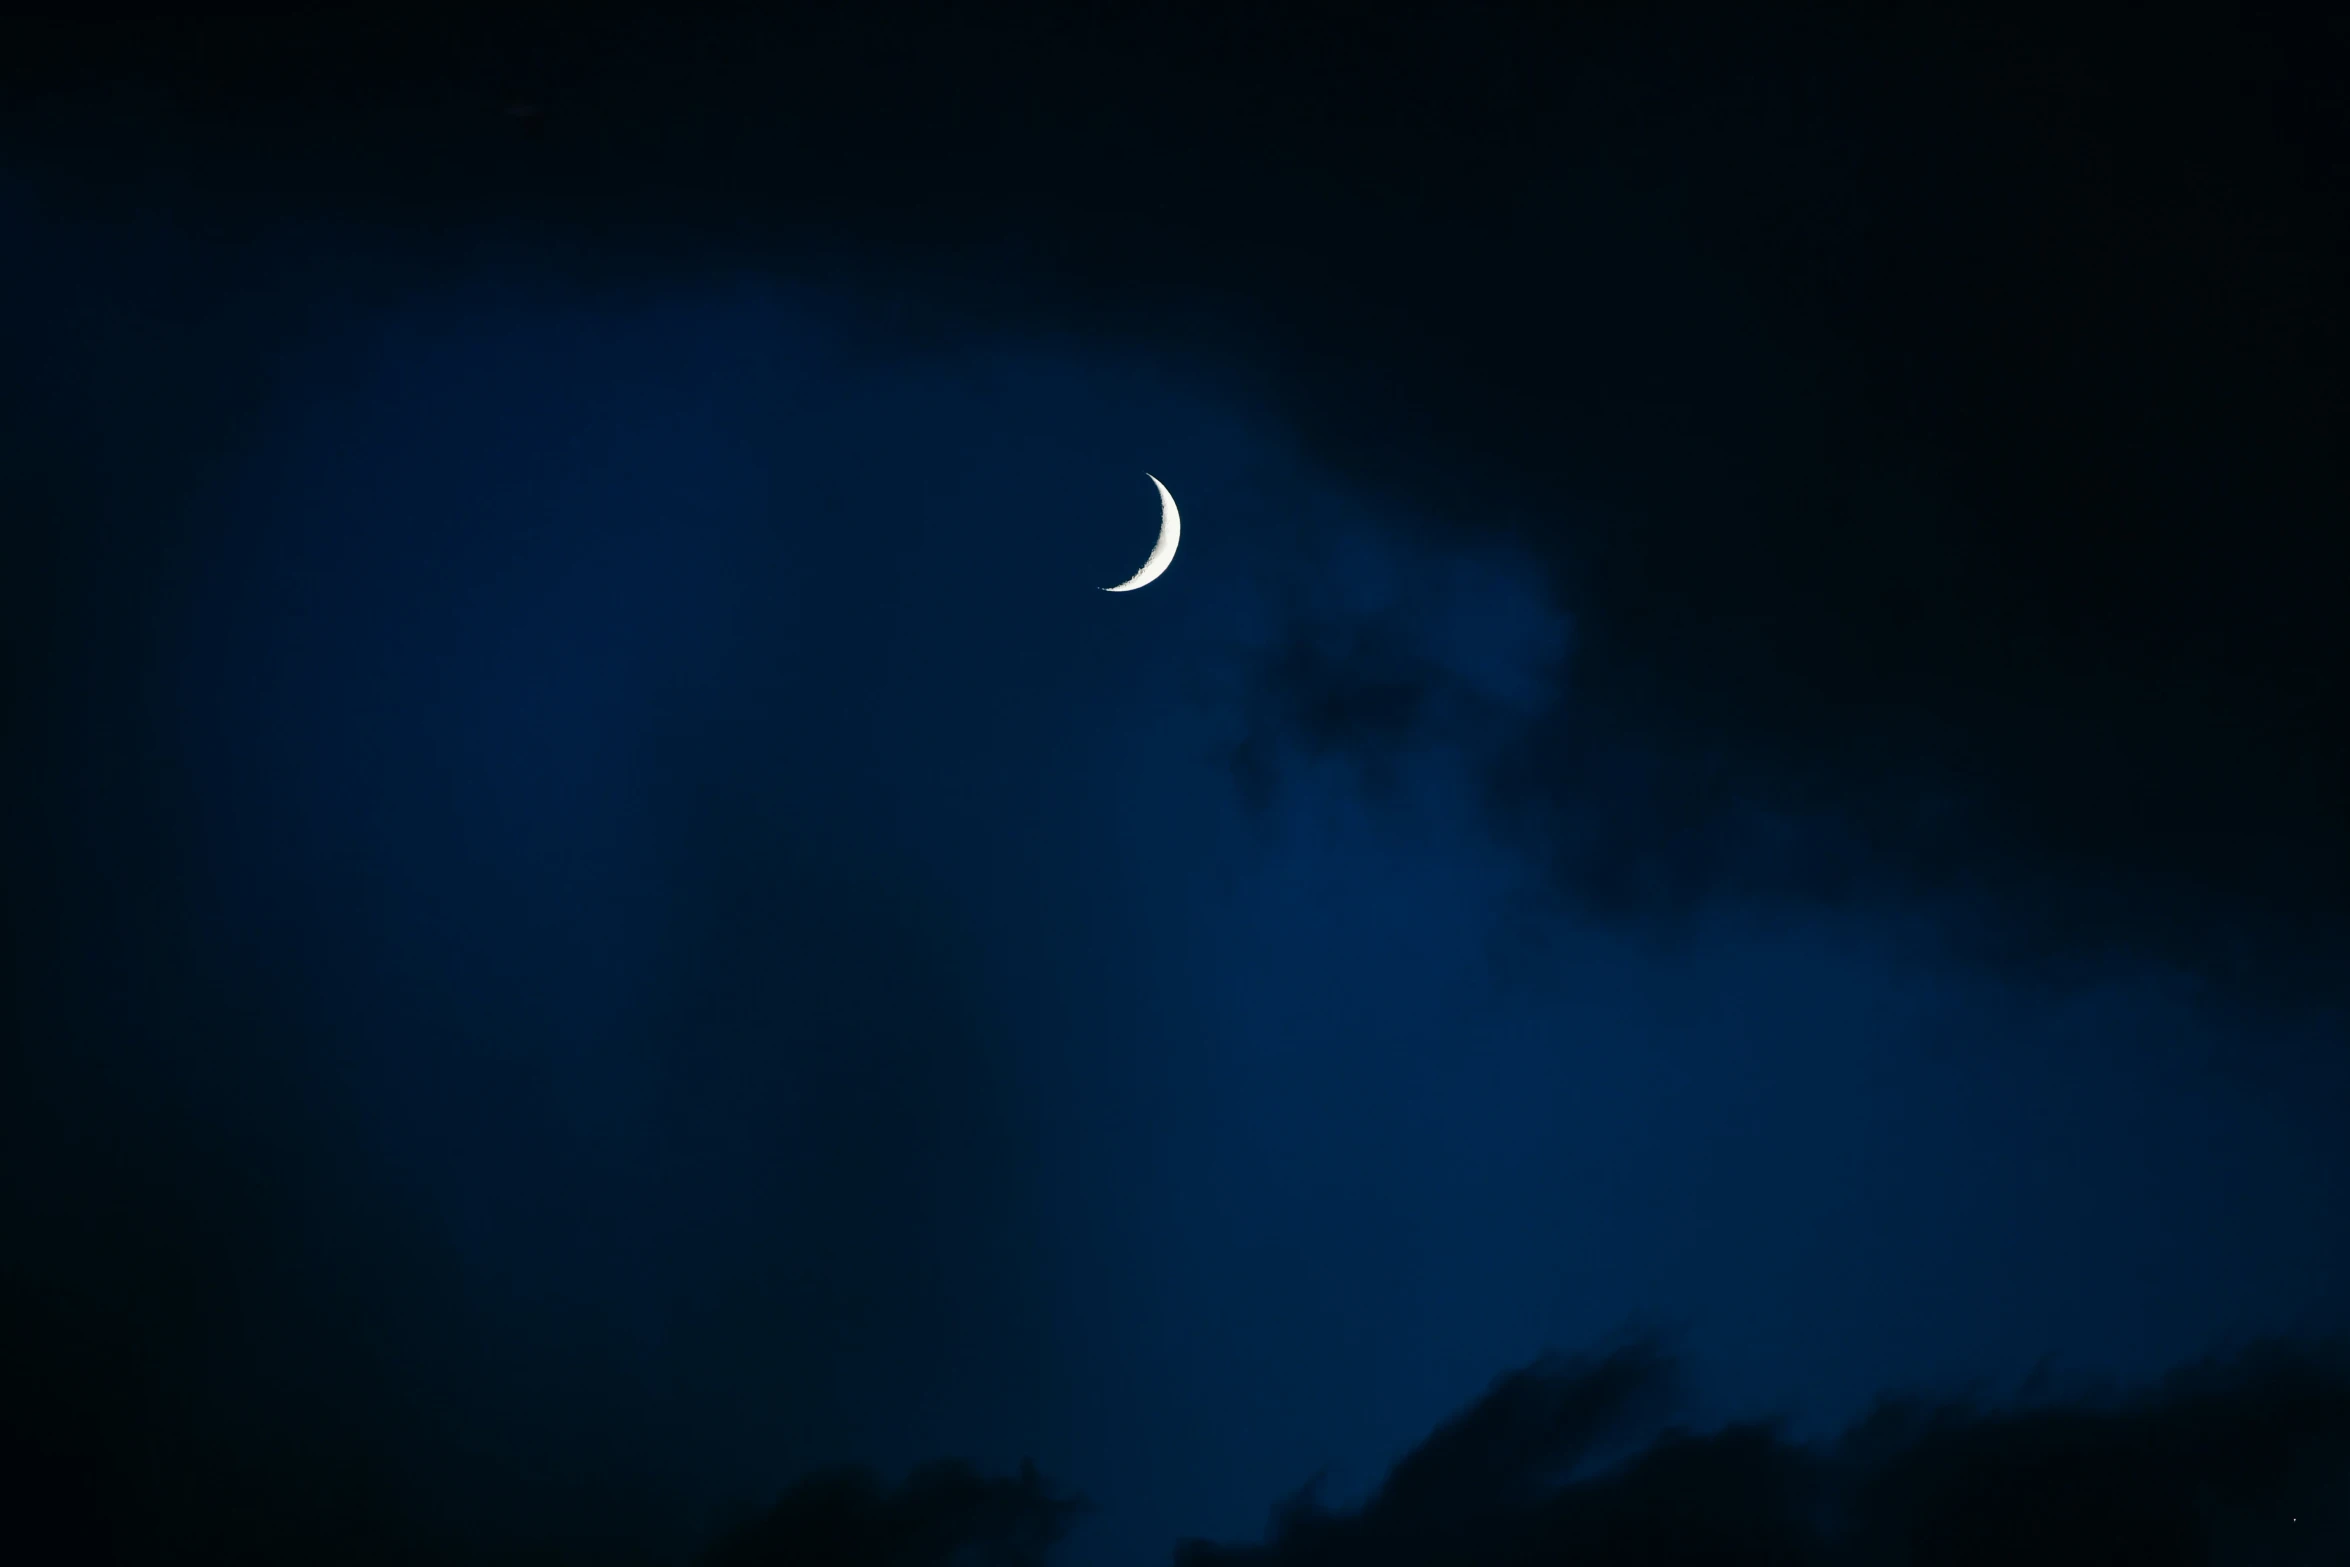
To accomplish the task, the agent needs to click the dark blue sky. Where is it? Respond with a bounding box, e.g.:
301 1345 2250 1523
7 8 2350 1565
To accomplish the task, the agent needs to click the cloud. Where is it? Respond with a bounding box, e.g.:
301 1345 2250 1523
1175 1338 2350 1566
15 1315 2348 1563
3 13 2347 1566
8 8 2346 1008
698 1460 1090 1567
1206 10 2350 1007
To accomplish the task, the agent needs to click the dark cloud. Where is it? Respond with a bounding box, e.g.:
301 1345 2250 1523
3 11 2347 1566
1197 7 2350 1007
24 1322 2342 1563
1177 1338 2350 1567
699 1459 1089 1567
9 3 2342 1005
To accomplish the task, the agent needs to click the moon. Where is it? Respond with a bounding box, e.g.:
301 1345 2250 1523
1104 473 1181 592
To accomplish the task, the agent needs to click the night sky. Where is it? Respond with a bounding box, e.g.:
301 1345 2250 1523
6 6 2350 1564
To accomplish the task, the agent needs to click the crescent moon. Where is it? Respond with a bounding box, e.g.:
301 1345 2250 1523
1104 473 1181 592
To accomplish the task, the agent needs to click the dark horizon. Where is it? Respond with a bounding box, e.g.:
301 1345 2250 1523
6 5 2348 1562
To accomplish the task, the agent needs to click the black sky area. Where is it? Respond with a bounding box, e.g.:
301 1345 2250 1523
18 0 2346 1000
6 4 2350 1565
